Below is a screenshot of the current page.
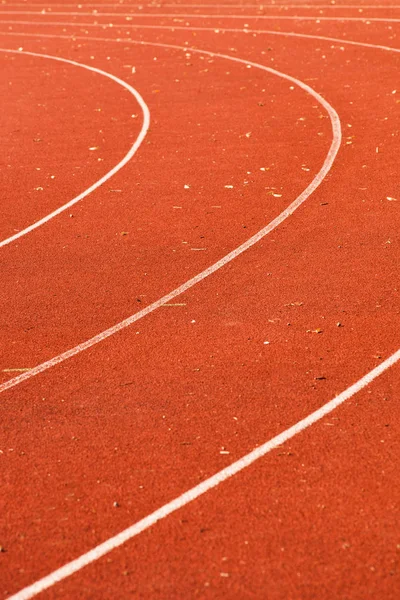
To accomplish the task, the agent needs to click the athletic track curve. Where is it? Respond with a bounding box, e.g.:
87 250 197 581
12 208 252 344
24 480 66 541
1 2 399 599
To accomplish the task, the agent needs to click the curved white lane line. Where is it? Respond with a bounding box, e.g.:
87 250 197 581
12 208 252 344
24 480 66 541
2 10 400 22
0 49 150 249
4 17 400 53
7 347 400 600
0 37 341 394
2 26 400 58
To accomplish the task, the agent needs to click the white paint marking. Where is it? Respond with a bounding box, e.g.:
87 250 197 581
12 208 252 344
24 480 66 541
2 10 400 22
4 20 400 56
0 21 400 59
0 37 341 396
7 3 400 8
0 49 150 248
8 3 400 8
7 348 400 600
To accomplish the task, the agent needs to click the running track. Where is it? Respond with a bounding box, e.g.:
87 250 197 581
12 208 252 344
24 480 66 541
1 1 399 598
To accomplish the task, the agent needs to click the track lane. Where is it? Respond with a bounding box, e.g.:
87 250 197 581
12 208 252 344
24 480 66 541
0 48 149 248
0 35 335 385
36 364 400 600
5 349 400 599
0 51 146 244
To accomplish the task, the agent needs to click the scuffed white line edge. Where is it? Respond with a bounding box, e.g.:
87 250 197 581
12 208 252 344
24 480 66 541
0 35 341 395
0 48 150 248
8 346 400 600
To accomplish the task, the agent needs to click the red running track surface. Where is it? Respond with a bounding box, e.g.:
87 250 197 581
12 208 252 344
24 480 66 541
1 1 400 598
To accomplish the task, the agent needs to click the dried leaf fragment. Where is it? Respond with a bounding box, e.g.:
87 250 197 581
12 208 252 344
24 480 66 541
285 301 303 307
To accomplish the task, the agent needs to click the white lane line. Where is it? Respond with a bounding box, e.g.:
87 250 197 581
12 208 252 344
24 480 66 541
0 19 400 36
7 347 400 600
8 3 400 7
0 36 341 395
0 49 150 249
0 20 400 53
2 10 400 22
2 23 400 58
7 3 400 8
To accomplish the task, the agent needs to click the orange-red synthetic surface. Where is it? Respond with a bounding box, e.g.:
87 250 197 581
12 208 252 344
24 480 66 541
1 1 399 598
